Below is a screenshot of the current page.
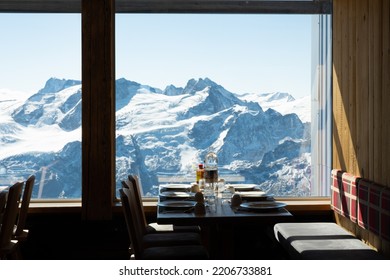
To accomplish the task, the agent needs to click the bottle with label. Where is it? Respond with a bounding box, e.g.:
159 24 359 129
204 151 218 183
204 150 218 196
196 163 205 184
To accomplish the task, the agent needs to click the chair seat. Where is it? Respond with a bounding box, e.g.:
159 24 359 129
142 232 202 248
142 245 209 260
0 239 19 259
146 223 201 233
13 229 29 242
173 225 201 233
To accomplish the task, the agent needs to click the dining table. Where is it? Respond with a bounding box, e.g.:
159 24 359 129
156 183 294 259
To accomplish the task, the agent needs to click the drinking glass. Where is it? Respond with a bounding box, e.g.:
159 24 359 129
219 179 231 204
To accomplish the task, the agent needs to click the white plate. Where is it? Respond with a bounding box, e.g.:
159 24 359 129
159 191 193 198
227 184 259 191
237 191 266 197
239 201 286 211
158 200 196 209
160 184 191 190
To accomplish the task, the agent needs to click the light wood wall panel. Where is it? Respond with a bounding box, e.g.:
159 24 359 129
333 0 390 186
333 0 390 255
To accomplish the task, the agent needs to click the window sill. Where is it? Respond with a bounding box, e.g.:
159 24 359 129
28 198 331 214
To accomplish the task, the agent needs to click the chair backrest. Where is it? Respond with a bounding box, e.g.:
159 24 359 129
0 181 23 248
0 192 7 220
14 175 35 236
128 175 148 228
119 186 145 259
122 178 147 234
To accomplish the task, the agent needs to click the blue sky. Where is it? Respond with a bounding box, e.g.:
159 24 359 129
0 14 81 93
0 13 312 98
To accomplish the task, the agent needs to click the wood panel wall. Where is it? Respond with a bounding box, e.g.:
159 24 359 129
333 0 390 185
333 0 390 256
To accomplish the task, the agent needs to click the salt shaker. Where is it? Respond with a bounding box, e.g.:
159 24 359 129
194 202 206 215
191 183 200 193
230 193 242 207
194 191 204 203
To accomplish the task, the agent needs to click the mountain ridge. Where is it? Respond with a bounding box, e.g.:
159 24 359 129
0 77 311 198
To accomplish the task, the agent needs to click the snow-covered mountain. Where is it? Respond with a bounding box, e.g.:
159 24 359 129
0 77 311 198
238 91 311 123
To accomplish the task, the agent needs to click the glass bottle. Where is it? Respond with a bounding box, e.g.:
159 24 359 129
196 163 204 184
204 150 218 197
204 151 218 183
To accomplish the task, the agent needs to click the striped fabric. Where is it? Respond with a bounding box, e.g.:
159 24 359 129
330 169 344 214
380 187 390 241
357 179 384 236
330 169 358 222
330 170 390 242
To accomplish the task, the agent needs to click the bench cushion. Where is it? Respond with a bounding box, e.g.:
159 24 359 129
274 222 383 259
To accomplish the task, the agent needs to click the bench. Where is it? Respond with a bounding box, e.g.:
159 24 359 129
273 169 388 259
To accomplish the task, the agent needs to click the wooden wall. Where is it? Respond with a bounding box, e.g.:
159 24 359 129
82 0 115 220
333 0 390 186
333 0 390 256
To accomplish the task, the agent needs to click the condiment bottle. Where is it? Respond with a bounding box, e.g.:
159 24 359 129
204 151 218 183
196 163 205 183
204 150 218 195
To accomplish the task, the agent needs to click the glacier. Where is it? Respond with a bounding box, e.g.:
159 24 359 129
0 77 311 198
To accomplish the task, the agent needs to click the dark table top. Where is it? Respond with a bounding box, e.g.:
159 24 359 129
157 196 293 226
157 187 294 259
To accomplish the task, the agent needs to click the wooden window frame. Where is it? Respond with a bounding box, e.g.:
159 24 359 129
0 0 332 221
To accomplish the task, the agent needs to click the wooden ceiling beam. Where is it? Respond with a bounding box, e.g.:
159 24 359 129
0 0 332 14
0 0 80 13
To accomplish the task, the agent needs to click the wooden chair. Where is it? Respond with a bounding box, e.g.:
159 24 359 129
0 181 23 259
119 187 208 260
128 174 201 233
13 175 35 241
0 191 7 223
121 179 202 246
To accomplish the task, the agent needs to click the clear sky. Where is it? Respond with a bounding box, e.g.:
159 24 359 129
0 14 81 94
0 13 312 98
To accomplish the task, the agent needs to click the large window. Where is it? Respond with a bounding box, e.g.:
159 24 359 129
0 2 331 201
0 14 81 199
115 13 332 197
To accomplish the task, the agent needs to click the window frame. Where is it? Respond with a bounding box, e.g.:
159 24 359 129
0 0 333 216
0 0 332 14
